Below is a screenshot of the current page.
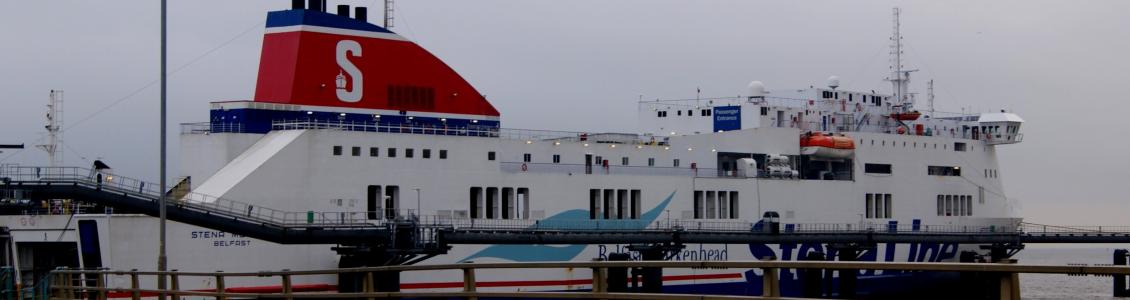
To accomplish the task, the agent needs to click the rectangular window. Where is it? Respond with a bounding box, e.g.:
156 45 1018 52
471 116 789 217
523 153 532 162
405 148 414 158
423 149 431 159
873 194 883 219
648 158 655 167
388 148 397 158
966 195 973 216
603 189 614 219
693 190 704 219
937 195 944 216
884 194 892 219
729 191 739 219
760 107 769 116
333 146 343 156
673 159 681 167
864 163 892 174
352 146 361 156
369 147 379 157
469 187 483 219
927 166 961 176
954 142 967 152
865 194 874 219
439 150 448 159
621 157 629 166
552 154 561 164
705 191 717 219
945 195 953 216
616 189 628 219
630 189 642 219
488 151 496 161
589 189 601 220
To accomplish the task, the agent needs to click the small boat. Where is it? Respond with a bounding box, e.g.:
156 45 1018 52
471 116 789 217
799 132 855 159
890 111 922 121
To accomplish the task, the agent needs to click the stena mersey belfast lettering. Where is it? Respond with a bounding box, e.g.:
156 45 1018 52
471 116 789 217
4 3 1025 298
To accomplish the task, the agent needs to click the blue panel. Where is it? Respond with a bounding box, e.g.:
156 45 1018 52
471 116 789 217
266 9 394 33
713 106 741 132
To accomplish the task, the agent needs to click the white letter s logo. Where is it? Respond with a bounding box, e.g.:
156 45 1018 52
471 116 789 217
335 40 362 103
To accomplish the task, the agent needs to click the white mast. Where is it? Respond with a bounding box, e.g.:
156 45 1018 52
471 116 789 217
37 90 63 167
384 0 394 29
927 79 935 114
887 7 917 111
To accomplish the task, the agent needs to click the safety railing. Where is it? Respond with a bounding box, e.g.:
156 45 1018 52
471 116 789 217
45 259 1130 300
179 122 244 134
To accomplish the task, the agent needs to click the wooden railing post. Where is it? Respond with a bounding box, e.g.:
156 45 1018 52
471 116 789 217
96 270 107 300
999 259 1020 300
215 271 226 300
362 271 374 300
168 269 180 300
280 270 293 300
761 257 780 297
462 267 477 300
129 269 140 300
590 267 607 294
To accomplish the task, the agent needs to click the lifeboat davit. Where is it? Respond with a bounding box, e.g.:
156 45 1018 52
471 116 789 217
800 132 855 159
890 111 922 121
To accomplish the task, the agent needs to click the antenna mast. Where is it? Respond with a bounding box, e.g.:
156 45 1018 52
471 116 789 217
887 7 917 111
37 90 63 167
927 79 935 114
384 0 394 29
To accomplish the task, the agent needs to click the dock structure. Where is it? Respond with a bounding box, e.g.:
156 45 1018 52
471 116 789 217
42 260 1130 300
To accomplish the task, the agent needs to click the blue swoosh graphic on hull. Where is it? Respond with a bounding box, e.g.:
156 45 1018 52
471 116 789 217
460 191 675 262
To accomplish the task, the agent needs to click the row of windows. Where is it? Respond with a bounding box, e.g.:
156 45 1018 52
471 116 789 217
469 187 531 219
984 169 998 178
937 195 973 216
336 146 447 159
861 139 968 152
517 153 680 168
655 109 714 118
864 193 893 219
821 91 886 106
692 190 739 219
588 189 642 220
927 165 962 176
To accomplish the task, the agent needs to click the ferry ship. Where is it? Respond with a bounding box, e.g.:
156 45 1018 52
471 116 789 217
0 2 1025 297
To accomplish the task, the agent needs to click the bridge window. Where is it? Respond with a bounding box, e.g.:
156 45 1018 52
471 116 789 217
440 150 448 159
553 154 561 164
351 147 361 156
864 163 892 174
388 148 397 158
406 148 414 158
423 149 431 159
369 147 379 157
333 146 342 156
927 166 961 176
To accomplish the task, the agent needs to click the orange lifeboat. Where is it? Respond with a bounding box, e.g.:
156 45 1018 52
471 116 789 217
890 111 922 121
800 132 855 159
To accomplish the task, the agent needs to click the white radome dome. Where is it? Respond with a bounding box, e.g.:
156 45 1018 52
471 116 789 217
747 81 766 98
827 75 840 89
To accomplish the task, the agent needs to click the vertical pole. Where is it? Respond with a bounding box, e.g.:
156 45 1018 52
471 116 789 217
130 270 140 300
761 257 780 297
281 271 293 300
462 267 476 300
168 270 179 300
215 272 226 300
1114 249 1128 297
96 271 107 300
591 267 606 294
362 271 373 300
999 259 1020 300
157 1 169 300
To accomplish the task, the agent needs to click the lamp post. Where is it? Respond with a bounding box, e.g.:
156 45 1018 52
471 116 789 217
157 0 169 298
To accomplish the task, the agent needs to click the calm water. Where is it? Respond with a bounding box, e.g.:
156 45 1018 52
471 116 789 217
1017 246 1126 300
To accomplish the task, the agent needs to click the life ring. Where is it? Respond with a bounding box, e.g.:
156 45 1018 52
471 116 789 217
521 163 528 172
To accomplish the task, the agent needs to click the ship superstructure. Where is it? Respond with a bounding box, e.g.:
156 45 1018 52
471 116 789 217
1 2 1025 297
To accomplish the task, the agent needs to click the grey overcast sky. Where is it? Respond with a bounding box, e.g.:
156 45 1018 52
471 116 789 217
1 1 1127 225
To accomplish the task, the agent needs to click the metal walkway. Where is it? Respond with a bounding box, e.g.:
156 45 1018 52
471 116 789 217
3 166 1130 254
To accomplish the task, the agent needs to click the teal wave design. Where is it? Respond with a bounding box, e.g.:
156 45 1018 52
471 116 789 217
459 191 675 262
